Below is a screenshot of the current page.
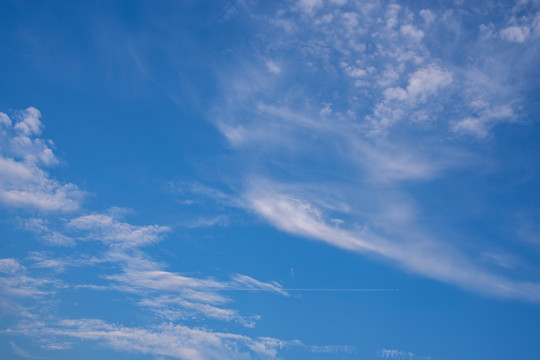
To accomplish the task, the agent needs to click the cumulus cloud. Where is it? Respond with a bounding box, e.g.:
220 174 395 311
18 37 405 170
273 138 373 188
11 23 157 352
403 65 452 101
451 104 515 137
419 9 436 24
13 107 43 136
500 11 540 43
400 24 424 40
363 64 452 133
0 108 84 211
0 112 12 126
215 1 530 141
501 25 531 42
362 66 449 131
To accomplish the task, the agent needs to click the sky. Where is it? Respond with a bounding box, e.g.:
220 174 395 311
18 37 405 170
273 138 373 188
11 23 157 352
0 0 540 359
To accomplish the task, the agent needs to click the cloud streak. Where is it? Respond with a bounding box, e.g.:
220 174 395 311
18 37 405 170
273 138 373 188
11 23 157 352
244 184 540 302
10 319 291 360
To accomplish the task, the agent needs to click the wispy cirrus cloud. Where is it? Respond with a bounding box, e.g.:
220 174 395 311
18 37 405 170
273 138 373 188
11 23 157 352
1 0 539 357
9 341 43 359
68 213 171 248
9 317 353 359
244 184 540 302
10 319 293 360
207 0 540 303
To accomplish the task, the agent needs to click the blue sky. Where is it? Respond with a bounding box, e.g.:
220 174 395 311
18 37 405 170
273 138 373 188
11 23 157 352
1 0 540 359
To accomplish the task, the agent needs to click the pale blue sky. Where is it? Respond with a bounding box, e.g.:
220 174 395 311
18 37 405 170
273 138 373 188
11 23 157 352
1 1 540 359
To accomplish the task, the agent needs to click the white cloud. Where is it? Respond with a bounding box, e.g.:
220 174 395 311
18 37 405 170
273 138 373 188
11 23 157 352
419 9 436 24
265 60 281 74
205 2 540 303
500 11 540 42
329 0 347 5
216 121 247 146
13 107 43 136
385 4 401 29
367 64 453 136
63 211 286 328
0 272 56 299
9 341 42 359
41 232 75 247
297 0 323 14
181 215 229 228
69 214 171 248
105 263 230 292
0 259 62 318
309 344 355 353
0 107 84 211
452 104 515 137
0 112 12 127
479 23 496 40
378 348 430 360
344 64 367 78
400 24 424 40
354 141 443 182
0 147 289 338
384 65 452 103
4 209 290 342
407 65 452 98
0 104 351 355
27 251 105 272
102 247 285 299
0 258 24 274
0 184 82 212
12 319 291 360
500 25 530 42
3 2 540 357
138 296 261 327
105 252 283 328
230 274 287 295
20 217 50 233
342 11 360 30
245 185 540 302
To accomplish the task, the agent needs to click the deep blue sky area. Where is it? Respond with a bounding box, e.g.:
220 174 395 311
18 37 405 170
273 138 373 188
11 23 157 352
1 1 540 359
